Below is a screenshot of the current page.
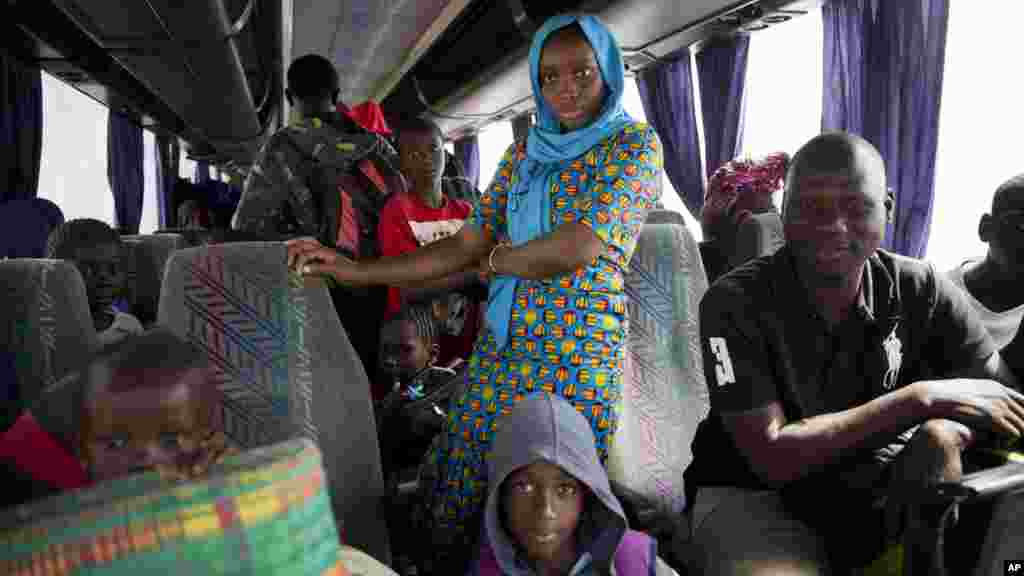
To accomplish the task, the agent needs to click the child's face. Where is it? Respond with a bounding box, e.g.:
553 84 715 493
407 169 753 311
502 460 584 567
81 363 219 482
71 243 123 330
379 320 433 383
398 130 445 198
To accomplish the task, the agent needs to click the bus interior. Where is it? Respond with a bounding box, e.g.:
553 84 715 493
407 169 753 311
2 1 1024 575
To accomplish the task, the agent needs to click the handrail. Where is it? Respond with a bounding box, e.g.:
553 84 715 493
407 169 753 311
226 0 255 39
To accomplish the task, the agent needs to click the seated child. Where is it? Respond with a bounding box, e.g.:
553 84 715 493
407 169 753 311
46 218 143 346
470 392 678 576
0 329 230 507
376 304 459 476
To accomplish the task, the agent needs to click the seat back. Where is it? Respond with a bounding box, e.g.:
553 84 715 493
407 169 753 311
728 212 785 270
645 209 687 227
0 259 95 408
120 233 187 325
0 198 65 259
0 439 348 576
610 221 710 519
157 242 389 563
972 489 1024 576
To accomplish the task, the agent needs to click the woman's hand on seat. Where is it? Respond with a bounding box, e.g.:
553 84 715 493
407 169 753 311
286 237 360 284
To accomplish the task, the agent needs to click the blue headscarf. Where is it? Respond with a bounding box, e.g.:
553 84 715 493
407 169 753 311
486 14 632 350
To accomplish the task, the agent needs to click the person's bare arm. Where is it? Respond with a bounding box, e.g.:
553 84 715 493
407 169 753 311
724 378 1024 486
289 224 492 287
489 222 604 281
723 385 926 486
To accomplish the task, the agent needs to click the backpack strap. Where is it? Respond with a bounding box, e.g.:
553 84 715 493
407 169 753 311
613 530 657 576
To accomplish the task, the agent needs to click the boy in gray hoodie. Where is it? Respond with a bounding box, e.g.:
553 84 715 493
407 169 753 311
470 392 676 576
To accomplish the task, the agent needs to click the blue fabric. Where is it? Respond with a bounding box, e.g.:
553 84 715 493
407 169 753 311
1 51 43 203
636 52 704 215
0 198 64 258
194 160 211 184
823 0 949 258
487 14 632 349
697 36 750 179
454 136 480 190
107 112 144 233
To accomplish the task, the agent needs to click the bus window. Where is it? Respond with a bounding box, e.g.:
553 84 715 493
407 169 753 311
38 72 160 233
928 2 1024 272
477 119 514 191
139 131 158 234
37 72 114 225
741 7 823 163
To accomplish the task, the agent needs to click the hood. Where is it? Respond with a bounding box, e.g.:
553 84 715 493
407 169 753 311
484 392 626 576
527 14 627 136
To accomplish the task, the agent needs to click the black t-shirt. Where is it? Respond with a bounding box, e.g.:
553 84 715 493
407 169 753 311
684 246 995 506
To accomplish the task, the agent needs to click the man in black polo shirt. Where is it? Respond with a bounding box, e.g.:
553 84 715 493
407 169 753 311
684 132 1024 575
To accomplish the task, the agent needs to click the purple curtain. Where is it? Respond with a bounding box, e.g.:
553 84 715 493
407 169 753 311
697 36 750 179
1 51 43 203
636 54 704 215
107 111 144 233
823 0 949 257
454 135 480 190
154 132 180 228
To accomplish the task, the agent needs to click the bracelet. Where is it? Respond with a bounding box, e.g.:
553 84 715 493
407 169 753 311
488 242 508 275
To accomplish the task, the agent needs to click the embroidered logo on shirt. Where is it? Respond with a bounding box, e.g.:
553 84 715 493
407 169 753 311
881 325 903 390
709 337 736 387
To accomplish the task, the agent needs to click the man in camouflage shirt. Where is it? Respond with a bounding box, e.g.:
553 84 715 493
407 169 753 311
232 54 401 253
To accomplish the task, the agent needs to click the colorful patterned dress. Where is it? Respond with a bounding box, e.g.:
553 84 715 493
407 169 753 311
430 121 663 532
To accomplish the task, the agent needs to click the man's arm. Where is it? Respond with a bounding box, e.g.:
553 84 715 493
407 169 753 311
723 386 927 486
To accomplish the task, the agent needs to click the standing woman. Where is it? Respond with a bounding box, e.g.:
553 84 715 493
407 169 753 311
288 11 662 549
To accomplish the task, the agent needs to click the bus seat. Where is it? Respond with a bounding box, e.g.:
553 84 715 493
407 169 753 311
0 438 351 575
0 259 95 408
156 242 390 564
645 208 687 227
610 220 710 525
0 198 65 259
155 228 290 247
120 234 187 326
728 212 785 270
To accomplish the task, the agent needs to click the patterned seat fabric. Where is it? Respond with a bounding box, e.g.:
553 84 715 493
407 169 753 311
610 221 710 519
0 199 65 259
0 438 349 576
120 234 187 325
157 242 389 563
0 259 95 412
645 209 687 227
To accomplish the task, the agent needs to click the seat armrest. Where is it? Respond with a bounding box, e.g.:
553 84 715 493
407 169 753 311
932 460 1024 502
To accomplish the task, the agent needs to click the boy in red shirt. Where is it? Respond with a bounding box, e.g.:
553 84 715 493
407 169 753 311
378 117 484 366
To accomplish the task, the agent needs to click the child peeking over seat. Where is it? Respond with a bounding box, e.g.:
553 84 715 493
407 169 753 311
469 392 678 576
46 218 143 347
76 328 232 482
0 329 231 508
